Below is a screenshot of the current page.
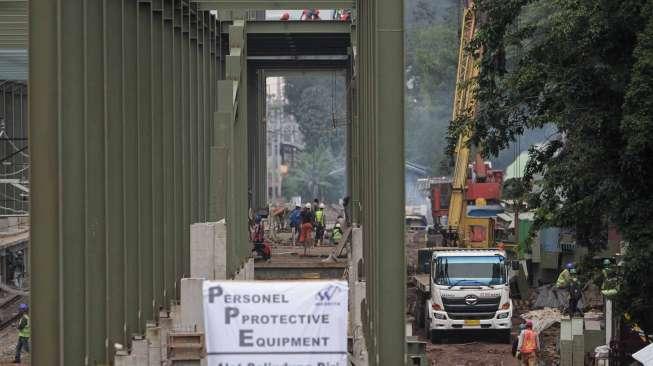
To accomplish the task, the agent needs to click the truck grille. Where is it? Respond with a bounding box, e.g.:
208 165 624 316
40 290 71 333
442 296 501 320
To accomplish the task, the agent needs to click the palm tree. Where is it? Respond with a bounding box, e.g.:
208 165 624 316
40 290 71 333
283 144 344 201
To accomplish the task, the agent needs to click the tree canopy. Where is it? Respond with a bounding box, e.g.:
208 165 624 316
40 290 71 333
452 0 653 331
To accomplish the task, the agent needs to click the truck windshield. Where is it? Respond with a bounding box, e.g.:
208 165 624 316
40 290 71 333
434 256 506 286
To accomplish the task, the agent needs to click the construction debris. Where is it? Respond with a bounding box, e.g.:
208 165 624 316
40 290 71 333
520 308 562 333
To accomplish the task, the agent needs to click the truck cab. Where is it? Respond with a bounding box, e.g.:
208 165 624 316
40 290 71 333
425 249 512 343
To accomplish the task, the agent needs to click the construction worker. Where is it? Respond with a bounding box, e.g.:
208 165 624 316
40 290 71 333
250 215 269 260
288 204 302 246
315 203 326 246
600 258 619 298
557 263 583 316
331 222 343 245
516 320 540 366
280 12 290 21
556 262 574 288
301 9 320 21
299 203 314 255
14 303 29 364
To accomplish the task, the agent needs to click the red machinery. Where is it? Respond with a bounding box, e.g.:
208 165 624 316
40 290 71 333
426 158 504 243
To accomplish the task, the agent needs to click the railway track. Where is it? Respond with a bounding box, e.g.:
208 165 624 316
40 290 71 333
0 295 22 330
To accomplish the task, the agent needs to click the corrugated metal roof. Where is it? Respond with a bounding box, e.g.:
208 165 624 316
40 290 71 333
0 49 27 80
0 1 27 80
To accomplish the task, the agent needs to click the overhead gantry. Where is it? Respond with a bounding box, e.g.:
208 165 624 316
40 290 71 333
29 1 404 364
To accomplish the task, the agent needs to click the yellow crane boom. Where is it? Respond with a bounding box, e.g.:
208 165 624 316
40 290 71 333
446 0 498 248
448 1 479 232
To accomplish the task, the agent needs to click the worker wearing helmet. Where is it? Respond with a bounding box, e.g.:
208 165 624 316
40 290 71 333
601 258 618 298
315 203 326 246
288 204 302 246
516 320 540 365
14 303 29 363
556 262 575 288
332 222 344 245
299 204 315 255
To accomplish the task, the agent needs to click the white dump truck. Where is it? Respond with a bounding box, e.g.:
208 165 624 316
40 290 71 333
413 248 514 343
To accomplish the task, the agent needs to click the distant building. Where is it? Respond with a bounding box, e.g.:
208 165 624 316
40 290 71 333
266 77 304 202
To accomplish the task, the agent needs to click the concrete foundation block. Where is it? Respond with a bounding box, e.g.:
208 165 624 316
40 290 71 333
159 316 173 361
191 221 227 280
180 278 205 332
146 324 161 366
214 221 227 280
191 222 216 280
132 336 149 366
245 258 255 280
114 350 134 366
350 228 363 282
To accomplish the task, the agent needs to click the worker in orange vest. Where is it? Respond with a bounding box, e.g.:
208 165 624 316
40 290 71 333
516 320 540 366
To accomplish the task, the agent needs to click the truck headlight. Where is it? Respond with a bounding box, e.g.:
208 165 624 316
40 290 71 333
433 312 447 320
501 302 511 310
497 312 510 319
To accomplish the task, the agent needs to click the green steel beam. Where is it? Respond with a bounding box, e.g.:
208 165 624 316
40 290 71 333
163 0 176 307
245 20 351 34
173 0 185 298
137 1 155 331
373 0 405 364
104 0 126 350
195 0 354 11
123 0 141 347
29 0 60 363
152 3 165 318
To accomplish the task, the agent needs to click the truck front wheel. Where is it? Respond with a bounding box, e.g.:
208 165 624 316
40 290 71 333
500 329 512 344
429 330 441 344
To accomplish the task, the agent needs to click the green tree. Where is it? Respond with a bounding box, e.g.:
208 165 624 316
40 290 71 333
451 0 653 331
405 0 460 173
283 73 347 155
282 144 344 203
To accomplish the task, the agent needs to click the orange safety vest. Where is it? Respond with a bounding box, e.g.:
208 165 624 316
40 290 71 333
520 329 537 354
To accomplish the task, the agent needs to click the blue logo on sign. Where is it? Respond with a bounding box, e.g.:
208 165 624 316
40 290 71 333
316 285 342 302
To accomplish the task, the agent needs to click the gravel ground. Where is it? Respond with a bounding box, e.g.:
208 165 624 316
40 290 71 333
0 325 29 364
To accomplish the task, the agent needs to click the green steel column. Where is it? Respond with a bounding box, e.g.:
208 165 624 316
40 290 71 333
181 4 192 278
190 11 199 225
152 4 165 316
29 0 61 362
123 0 141 342
362 0 407 363
59 1 87 363
216 81 234 273
225 20 249 275
237 20 250 268
173 0 186 291
196 13 206 223
137 1 154 329
163 0 176 306
104 0 127 349
84 0 109 362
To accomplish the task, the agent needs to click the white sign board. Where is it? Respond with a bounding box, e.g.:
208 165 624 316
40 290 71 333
633 343 653 366
203 280 349 366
